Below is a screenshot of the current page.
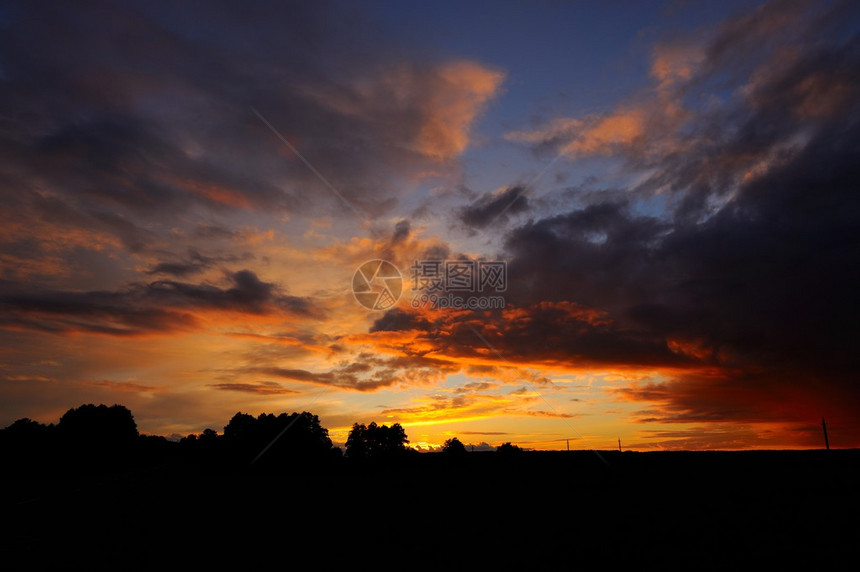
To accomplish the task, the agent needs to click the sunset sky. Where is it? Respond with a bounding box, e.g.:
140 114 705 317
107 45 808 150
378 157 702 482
2 0 859 451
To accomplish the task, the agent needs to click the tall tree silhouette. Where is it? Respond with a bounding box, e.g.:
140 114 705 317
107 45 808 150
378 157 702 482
442 437 467 455
222 411 335 467
56 404 139 470
345 422 409 459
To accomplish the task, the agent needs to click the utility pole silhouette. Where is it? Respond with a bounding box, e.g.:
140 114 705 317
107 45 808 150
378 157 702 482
822 418 830 450
566 439 570 452
618 437 622 452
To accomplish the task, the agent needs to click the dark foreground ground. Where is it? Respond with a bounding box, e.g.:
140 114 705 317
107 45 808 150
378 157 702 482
2 449 859 570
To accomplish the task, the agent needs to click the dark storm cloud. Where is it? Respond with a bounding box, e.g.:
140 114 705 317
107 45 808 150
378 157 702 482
147 261 208 278
0 270 317 335
370 307 434 333
458 185 530 228
0 0 503 275
500 123 860 424
502 201 670 314
146 249 254 277
498 9 860 378
371 301 688 369
636 2 860 223
497 1 860 430
701 0 841 77
147 269 313 314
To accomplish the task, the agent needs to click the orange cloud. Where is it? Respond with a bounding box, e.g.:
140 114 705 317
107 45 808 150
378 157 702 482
80 379 163 393
625 422 805 451
225 331 335 357
666 337 714 362
305 59 504 161
504 35 709 162
414 61 505 159
506 109 646 158
163 176 253 209
0 208 127 281
378 389 572 427
651 41 703 90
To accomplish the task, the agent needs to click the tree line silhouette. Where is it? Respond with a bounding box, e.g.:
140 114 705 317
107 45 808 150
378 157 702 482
0 403 520 476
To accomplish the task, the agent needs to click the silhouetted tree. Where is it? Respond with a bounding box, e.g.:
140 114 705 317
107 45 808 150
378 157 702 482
0 417 56 472
177 427 223 469
496 442 522 455
223 413 256 441
345 421 409 459
0 404 346 474
1 417 51 444
2 417 50 437
55 404 139 470
442 437 467 455
345 423 366 458
58 404 138 443
222 411 335 467
199 428 219 443
137 433 178 465
179 428 220 449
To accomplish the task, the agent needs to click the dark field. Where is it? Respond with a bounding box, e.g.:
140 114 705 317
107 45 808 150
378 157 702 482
3 449 858 569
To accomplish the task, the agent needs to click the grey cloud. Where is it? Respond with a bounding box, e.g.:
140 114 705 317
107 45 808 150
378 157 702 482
391 220 411 245
458 185 530 229
209 382 298 395
244 352 458 392
0 270 318 336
